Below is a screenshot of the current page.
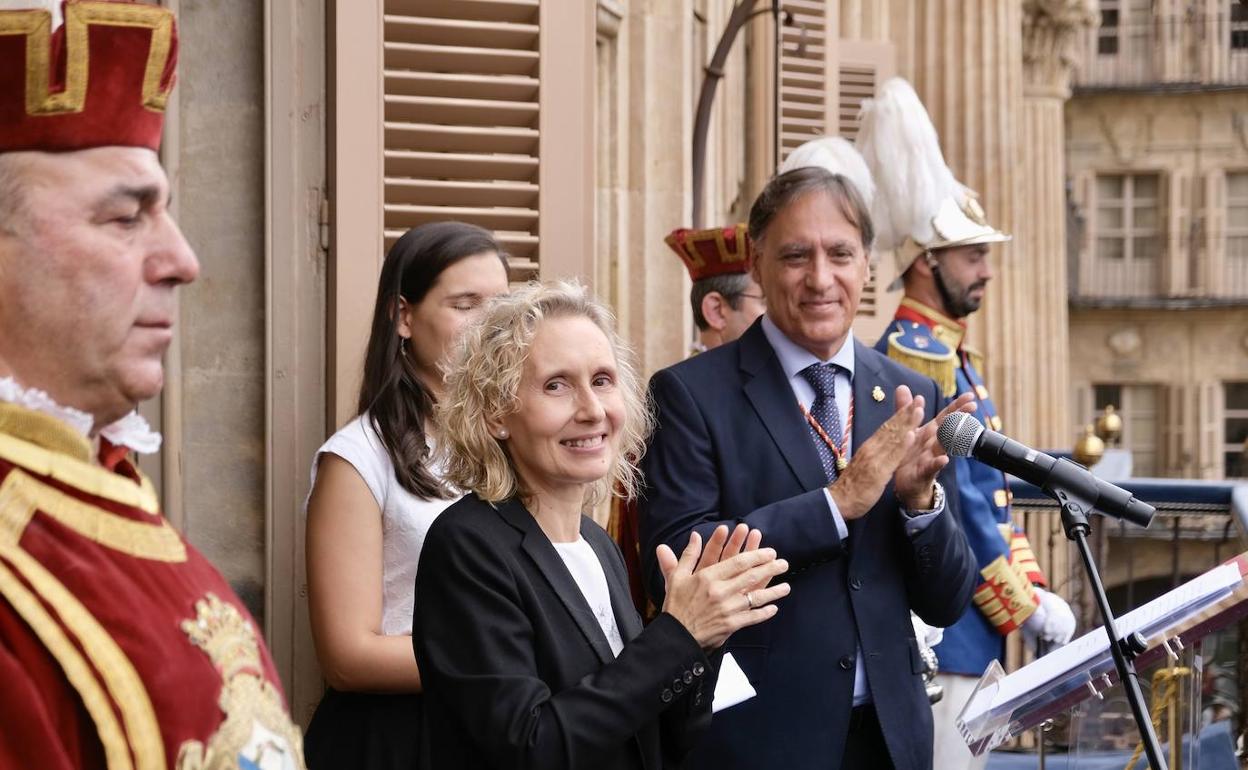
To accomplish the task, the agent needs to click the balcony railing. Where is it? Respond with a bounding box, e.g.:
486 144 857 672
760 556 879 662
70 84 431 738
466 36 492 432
1075 255 1161 299
1071 253 1248 303
1227 252 1248 299
1074 13 1248 90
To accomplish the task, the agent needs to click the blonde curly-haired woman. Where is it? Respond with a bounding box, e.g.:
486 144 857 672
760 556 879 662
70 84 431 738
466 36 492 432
414 281 791 770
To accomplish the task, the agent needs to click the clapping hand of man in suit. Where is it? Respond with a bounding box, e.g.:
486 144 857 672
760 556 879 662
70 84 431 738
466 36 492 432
658 523 792 651
829 387 977 518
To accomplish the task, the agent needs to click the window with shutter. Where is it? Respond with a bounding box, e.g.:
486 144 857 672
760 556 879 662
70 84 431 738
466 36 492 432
1098 0 1121 56
383 0 541 281
1071 170 1096 297
1223 381 1248 478
844 62 878 319
1226 171 1248 295
1086 172 1163 297
1079 0 1156 86
836 64 873 141
1093 382 1163 477
837 43 895 334
777 1 829 164
1232 1 1248 51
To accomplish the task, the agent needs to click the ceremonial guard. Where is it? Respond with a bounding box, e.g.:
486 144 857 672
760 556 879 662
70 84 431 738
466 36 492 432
0 2 304 767
609 224 763 612
858 77 1075 769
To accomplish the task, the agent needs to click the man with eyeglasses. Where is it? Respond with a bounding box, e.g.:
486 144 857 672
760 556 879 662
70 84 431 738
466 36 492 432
666 224 766 355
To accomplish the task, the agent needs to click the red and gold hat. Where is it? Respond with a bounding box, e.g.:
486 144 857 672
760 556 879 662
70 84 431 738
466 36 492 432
0 0 177 153
664 223 754 282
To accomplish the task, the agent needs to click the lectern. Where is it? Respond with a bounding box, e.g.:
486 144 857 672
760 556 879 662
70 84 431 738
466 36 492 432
958 555 1248 769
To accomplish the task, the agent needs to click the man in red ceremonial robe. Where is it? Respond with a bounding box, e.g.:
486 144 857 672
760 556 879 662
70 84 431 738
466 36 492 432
0 2 305 767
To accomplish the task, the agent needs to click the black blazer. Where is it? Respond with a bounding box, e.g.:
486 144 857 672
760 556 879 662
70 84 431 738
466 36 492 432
639 320 977 770
414 493 718 770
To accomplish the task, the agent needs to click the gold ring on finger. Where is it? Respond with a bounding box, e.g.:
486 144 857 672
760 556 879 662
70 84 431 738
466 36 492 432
745 591 756 610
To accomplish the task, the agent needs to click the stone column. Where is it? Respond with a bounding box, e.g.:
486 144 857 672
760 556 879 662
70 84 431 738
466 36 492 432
888 0 1035 445
1021 0 1096 449
624 0 695 375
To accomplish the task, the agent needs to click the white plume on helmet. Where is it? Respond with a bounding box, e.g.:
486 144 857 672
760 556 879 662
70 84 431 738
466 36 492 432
857 77 1009 287
778 136 876 212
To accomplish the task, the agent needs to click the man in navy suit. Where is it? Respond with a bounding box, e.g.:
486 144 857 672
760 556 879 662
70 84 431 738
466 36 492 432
640 166 978 770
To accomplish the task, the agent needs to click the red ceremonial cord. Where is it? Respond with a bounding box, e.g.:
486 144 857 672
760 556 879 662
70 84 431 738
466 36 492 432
800 398 853 469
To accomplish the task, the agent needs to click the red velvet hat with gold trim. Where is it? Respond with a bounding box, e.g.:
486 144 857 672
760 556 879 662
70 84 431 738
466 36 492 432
664 223 754 282
0 0 177 153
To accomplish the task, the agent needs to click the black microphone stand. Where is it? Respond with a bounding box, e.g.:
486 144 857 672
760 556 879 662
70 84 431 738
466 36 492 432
1047 483 1167 770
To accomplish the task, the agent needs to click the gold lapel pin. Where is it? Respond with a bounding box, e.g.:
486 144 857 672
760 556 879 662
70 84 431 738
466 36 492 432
871 385 885 402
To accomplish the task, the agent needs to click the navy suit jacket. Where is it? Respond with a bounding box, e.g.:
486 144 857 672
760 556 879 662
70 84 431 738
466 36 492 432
639 320 977 770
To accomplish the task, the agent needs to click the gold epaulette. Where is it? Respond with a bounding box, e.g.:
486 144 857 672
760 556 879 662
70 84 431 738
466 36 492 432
964 346 985 375
973 555 1040 635
886 328 957 398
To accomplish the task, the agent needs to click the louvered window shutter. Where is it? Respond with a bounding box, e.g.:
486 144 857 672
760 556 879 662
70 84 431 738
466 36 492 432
1199 381 1221 479
777 1 830 164
834 42 892 329
1203 170 1225 297
1162 169 1188 296
383 1 541 280
1072 170 1096 297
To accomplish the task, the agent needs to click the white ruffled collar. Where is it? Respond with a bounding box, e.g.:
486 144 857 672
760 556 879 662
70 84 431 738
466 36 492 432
0 377 162 455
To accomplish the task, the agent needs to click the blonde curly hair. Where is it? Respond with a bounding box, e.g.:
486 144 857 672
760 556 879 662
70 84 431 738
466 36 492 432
437 280 653 508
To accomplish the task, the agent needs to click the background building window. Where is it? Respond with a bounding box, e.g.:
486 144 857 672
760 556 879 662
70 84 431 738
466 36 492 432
1232 0 1248 51
1225 382 1248 478
1228 172 1248 260
1094 383 1162 477
1096 173 1160 263
1099 2 1120 55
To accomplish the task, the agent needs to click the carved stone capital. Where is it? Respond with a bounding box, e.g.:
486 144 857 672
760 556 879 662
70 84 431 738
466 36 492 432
1022 0 1098 98
597 0 624 39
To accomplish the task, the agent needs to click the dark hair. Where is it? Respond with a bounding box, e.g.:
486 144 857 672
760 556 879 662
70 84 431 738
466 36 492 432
689 273 751 331
747 166 875 252
358 221 508 500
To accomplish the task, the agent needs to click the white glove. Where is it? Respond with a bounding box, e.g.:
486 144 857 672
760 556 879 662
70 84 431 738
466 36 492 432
910 612 944 648
1022 587 1076 647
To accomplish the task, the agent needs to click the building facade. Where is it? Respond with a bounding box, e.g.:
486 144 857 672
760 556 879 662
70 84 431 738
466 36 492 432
143 0 1248 727
1066 0 1248 480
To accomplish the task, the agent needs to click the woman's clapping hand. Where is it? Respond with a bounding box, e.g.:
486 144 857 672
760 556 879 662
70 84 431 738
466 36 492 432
657 524 790 651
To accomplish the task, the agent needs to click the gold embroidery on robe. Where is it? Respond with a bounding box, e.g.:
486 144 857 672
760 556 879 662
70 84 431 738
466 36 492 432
176 594 304 770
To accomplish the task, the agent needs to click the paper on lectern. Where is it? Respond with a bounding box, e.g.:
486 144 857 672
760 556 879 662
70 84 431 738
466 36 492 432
959 562 1243 731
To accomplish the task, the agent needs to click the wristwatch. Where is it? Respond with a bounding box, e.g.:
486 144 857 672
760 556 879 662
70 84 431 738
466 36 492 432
906 482 944 516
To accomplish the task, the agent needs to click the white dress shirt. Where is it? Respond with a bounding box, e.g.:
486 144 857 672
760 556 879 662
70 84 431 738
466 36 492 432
759 315 945 705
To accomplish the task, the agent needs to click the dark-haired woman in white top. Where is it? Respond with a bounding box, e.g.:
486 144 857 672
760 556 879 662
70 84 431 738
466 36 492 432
303 222 509 769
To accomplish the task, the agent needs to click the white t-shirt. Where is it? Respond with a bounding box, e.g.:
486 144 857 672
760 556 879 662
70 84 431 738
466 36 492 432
552 537 625 657
308 414 457 636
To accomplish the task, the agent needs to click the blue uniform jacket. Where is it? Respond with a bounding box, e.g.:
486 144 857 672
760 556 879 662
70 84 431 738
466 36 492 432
875 299 1044 677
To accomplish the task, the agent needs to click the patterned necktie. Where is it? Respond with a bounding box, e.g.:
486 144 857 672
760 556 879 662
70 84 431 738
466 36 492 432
800 363 845 482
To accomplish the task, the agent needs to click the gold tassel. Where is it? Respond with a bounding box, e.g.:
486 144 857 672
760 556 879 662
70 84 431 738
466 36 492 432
886 335 957 397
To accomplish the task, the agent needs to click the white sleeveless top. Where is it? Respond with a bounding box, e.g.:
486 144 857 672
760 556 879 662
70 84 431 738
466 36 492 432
309 414 457 636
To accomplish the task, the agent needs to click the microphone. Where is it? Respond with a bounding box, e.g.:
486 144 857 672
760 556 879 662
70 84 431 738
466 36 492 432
937 412 1155 528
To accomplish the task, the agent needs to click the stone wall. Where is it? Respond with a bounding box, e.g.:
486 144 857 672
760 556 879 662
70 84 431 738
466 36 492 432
170 0 268 622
